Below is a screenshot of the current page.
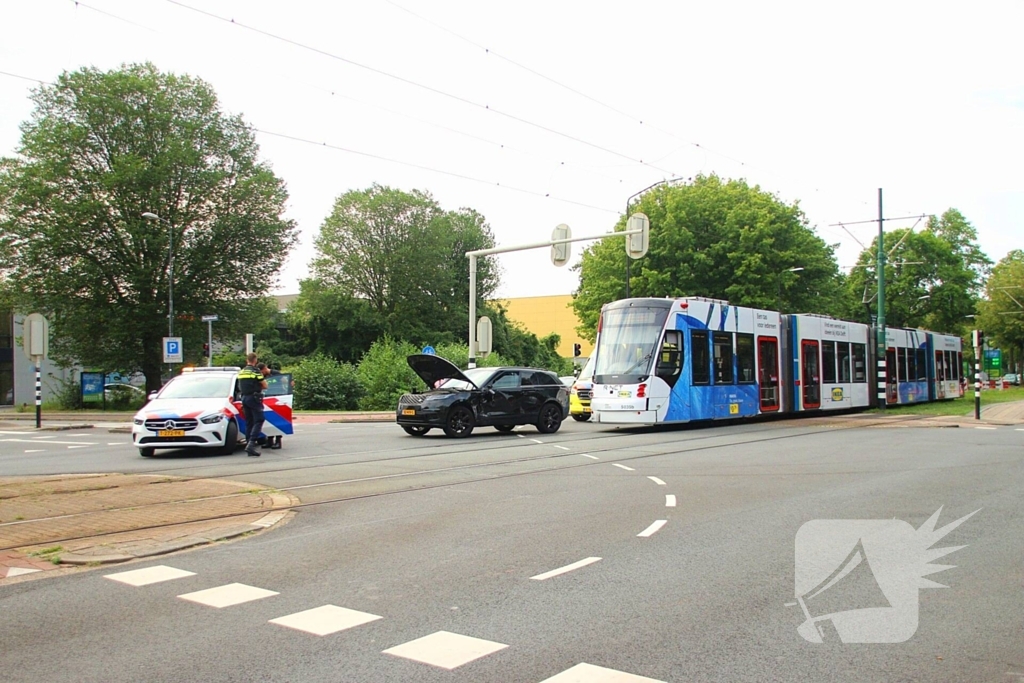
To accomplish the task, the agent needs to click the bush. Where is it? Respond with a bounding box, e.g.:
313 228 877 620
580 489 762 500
291 354 364 410
356 337 425 410
48 375 82 410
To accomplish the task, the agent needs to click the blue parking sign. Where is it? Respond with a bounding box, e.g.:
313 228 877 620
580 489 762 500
163 337 183 363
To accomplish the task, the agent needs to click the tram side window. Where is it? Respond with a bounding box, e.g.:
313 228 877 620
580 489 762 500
712 332 734 384
736 334 755 384
691 331 711 385
897 347 908 381
917 348 928 381
852 343 867 383
822 341 837 383
958 352 964 380
837 343 852 383
907 347 917 382
946 351 956 380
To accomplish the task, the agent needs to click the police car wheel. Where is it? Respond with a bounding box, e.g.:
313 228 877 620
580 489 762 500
139 447 155 458
219 419 239 455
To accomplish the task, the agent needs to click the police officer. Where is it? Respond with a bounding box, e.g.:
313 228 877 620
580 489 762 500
238 353 268 456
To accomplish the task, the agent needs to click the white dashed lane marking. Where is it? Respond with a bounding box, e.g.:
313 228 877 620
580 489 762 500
665 495 676 507
24 450 43 453
553 445 570 451
382 631 508 670
638 520 667 537
530 438 545 444
975 426 997 430
0 439 98 445
581 454 599 460
647 476 666 485
531 557 602 581
538 662 666 682
178 583 278 608
270 605 382 636
612 464 634 471
106 565 196 586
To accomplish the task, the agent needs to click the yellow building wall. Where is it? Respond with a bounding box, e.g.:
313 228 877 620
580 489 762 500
493 294 594 359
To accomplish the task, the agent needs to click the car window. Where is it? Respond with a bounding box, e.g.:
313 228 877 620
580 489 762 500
527 371 554 386
158 374 233 399
490 372 521 390
440 367 497 390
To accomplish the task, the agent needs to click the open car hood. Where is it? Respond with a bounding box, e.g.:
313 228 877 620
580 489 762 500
406 354 478 389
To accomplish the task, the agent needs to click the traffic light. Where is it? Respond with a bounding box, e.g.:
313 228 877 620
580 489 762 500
971 329 984 349
573 343 581 357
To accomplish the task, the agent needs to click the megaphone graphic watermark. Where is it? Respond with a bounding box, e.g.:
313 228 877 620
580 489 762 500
788 507 978 643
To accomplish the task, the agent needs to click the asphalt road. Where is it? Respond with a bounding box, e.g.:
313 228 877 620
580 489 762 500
1 418 1022 682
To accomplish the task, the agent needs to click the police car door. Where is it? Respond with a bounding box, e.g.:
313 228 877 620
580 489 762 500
262 373 295 436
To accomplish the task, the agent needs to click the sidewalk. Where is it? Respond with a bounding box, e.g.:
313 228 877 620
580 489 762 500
0 473 299 582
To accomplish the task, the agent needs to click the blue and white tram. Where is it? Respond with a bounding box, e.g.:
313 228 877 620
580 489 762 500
590 297 959 426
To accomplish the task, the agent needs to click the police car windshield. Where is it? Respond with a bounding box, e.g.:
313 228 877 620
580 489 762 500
159 374 233 399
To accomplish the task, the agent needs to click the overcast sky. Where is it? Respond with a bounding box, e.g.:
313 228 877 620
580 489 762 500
2 0 1021 299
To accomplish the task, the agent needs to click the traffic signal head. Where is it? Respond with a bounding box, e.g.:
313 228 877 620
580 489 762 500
573 343 581 357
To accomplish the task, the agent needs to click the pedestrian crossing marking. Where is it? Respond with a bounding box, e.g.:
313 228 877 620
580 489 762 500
538 662 666 682
178 582 278 608
270 605 382 636
106 565 196 586
382 630 508 670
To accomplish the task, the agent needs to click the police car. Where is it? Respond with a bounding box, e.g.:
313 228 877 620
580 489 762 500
131 367 293 457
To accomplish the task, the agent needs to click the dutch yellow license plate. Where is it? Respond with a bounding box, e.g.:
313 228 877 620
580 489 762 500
402 409 415 416
583 407 592 413
158 429 185 437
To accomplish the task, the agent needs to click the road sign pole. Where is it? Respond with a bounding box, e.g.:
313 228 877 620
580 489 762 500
207 321 213 367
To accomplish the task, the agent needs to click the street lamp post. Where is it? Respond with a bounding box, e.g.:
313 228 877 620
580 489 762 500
777 267 804 311
142 212 173 338
624 178 684 298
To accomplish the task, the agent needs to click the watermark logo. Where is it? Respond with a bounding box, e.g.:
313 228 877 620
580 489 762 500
790 507 978 643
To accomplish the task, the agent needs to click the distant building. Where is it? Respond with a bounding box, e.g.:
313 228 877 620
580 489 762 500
494 294 593 359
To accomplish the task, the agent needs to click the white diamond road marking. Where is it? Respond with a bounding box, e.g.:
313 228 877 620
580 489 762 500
531 557 602 581
538 662 666 682
382 630 508 670
647 476 666 485
105 565 196 586
665 495 677 507
581 454 599 460
638 520 667 537
612 463 634 471
5 567 41 578
178 583 278 608
270 605 382 636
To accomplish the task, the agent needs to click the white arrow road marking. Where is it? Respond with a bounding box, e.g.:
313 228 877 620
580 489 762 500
665 495 677 507
638 520 667 537
612 463 634 471
531 557 602 581
647 476 666 485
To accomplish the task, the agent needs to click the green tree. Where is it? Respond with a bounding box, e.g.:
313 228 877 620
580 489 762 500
309 185 498 344
842 210 987 333
572 175 842 341
285 279 385 363
0 64 297 392
977 250 1024 369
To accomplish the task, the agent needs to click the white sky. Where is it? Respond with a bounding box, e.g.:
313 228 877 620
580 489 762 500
2 0 1021 299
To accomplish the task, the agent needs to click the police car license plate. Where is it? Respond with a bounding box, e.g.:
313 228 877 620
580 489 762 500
158 429 185 437
402 409 415 416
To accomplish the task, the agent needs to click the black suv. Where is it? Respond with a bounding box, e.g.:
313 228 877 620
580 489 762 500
397 355 570 438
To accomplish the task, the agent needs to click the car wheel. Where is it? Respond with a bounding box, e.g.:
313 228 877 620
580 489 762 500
571 413 591 422
536 403 564 434
139 447 155 458
494 424 516 433
219 419 239 455
402 425 430 436
443 406 475 438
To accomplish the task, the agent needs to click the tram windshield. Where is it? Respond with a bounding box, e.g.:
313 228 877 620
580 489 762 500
594 305 671 384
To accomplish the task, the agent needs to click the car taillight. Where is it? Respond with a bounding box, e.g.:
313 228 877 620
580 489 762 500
636 383 646 398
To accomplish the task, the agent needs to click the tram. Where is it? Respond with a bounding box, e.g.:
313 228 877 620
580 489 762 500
588 297 963 426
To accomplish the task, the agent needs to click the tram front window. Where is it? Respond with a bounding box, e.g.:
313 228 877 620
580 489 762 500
594 306 670 384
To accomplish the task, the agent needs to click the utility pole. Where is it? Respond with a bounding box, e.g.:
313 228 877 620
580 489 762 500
829 194 926 411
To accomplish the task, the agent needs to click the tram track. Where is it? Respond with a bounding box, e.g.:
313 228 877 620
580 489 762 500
0 413 932 552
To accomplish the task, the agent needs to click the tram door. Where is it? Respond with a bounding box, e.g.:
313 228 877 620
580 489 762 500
758 337 780 412
801 340 821 409
934 350 946 399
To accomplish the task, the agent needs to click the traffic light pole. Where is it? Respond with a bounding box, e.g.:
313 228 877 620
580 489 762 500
875 189 887 411
466 226 646 368
973 329 983 420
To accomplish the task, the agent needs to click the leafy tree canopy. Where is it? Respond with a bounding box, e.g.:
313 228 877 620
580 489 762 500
977 250 1024 364
0 63 297 391
309 185 499 344
572 175 841 341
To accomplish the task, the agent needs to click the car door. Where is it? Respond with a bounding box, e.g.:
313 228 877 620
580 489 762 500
518 371 553 422
479 371 522 425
